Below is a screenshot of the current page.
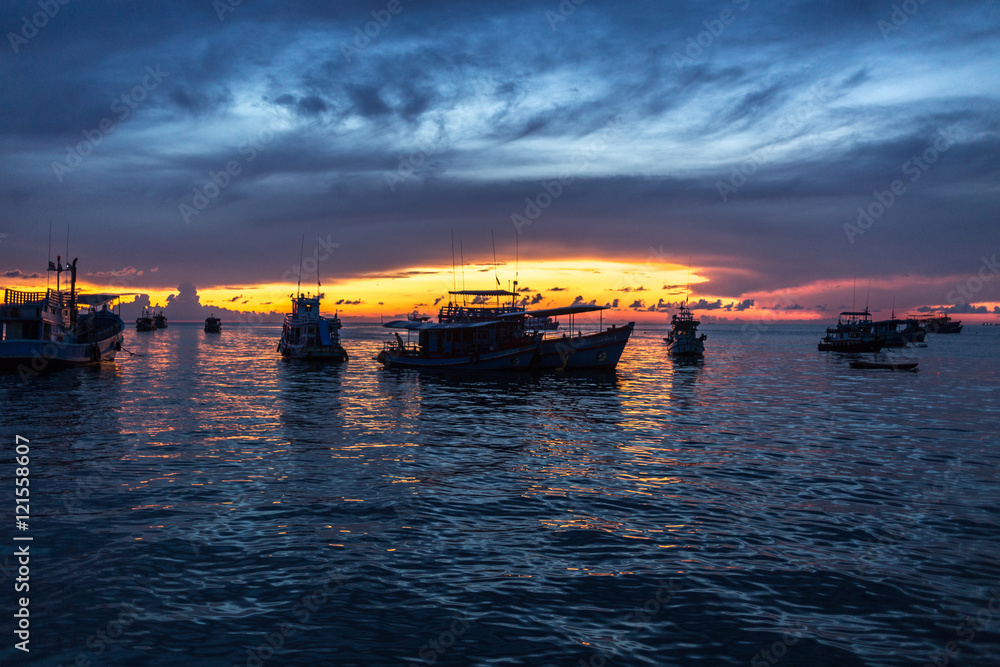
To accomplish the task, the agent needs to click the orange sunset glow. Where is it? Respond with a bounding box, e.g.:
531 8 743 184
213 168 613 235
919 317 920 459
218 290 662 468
9 259 995 325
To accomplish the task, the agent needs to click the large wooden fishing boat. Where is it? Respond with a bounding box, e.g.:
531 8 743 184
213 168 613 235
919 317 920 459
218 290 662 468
434 290 633 370
0 258 125 374
376 318 539 371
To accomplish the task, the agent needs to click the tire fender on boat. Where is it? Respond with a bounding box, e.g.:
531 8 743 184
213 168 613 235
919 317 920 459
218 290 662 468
90 343 101 362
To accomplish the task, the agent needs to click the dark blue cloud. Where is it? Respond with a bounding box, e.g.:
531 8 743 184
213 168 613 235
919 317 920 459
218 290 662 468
0 0 996 313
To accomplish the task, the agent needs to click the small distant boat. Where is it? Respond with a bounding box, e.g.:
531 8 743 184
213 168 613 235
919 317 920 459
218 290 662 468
525 315 559 331
136 307 156 331
921 315 963 334
406 310 431 322
1 257 125 372
849 360 918 371
153 311 167 329
204 315 221 333
664 303 706 357
818 310 884 352
277 293 348 361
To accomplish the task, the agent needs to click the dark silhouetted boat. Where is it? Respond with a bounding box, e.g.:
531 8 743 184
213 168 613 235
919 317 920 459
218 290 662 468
277 293 348 361
921 315 963 334
1 257 125 373
664 303 706 357
434 289 633 370
153 311 167 329
204 315 221 333
136 307 155 331
818 310 884 352
376 317 539 371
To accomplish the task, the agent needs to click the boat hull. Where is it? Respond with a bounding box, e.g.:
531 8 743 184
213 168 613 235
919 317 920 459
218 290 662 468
278 342 348 361
536 324 633 370
0 332 123 373
377 342 538 371
665 337 705 357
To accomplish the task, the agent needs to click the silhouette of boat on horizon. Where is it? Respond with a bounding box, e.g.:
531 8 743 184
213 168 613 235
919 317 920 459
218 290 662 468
664 303 706 357
818 310 884 352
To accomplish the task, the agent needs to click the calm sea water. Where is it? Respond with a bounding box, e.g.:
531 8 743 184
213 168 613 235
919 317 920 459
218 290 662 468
2 322 999 666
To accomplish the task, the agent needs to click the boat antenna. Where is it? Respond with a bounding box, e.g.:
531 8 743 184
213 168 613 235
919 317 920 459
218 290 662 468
46 220 53 290
491 228 502 307
491 228 500 287
852 276 856 312
296 234 304 297
450 229 457 295
685 258 691 306
865 279 871 313
514 231 519 295
460 239 466 296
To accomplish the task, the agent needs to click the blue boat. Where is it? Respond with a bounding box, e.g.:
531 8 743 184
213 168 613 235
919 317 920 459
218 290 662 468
1 258 125 374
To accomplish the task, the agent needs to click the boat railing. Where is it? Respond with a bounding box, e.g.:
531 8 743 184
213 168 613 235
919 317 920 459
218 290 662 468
383 340 421 354
4 289 49 305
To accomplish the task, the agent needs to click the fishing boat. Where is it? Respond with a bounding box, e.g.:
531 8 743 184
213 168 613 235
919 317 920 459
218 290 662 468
204 315 221 333
136 307 155 331
849 360 918 371
153 311 167 329
435 290 633 370
406 310 431 322
0 257 125 374
521 306 633 370
900 319 926 343
277 293 348 361
873 318 907 347
921 314 963 334
818 310 885 352
664 303 706 357
376 318 539 370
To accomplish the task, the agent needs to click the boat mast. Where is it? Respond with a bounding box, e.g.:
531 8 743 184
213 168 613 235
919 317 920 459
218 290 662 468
69 258 77 328
514 232 519 299
460 240 466 304
491 228 500 308
296 234 304 297
46 221 52 291
451 229 457 297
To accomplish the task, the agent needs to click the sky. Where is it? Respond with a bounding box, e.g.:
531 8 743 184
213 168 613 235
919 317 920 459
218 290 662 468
1 0 998 323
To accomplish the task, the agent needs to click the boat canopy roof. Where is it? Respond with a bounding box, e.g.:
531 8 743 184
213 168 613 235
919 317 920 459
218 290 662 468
840 311 872 316
448 290 516 297
501 304 609 318
77 293 120 306
384 319 505 330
